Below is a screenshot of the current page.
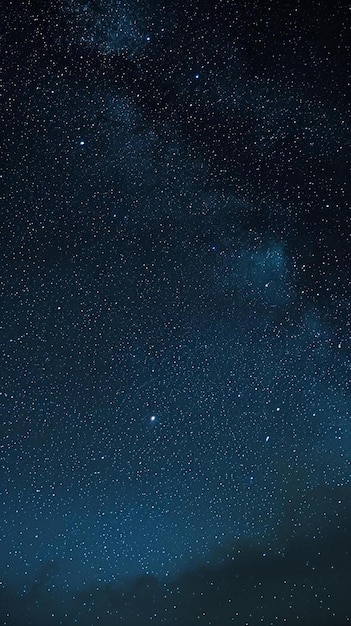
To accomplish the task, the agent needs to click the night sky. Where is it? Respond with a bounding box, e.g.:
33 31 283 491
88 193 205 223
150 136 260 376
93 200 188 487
1 0 350 624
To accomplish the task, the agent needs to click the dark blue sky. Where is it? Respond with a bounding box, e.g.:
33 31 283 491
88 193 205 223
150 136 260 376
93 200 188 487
1 0 350 624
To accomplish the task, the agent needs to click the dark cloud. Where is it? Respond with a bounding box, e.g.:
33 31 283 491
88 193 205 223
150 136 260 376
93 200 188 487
1 486 350 625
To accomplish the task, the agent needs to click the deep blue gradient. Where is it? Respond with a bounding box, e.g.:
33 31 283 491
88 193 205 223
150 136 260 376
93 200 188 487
1 1 350 624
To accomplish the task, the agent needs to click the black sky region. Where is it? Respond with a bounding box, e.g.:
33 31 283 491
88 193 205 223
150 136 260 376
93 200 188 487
1 0 350 624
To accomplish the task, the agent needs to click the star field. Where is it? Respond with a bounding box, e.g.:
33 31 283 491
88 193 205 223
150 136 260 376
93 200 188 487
1 0 350 624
